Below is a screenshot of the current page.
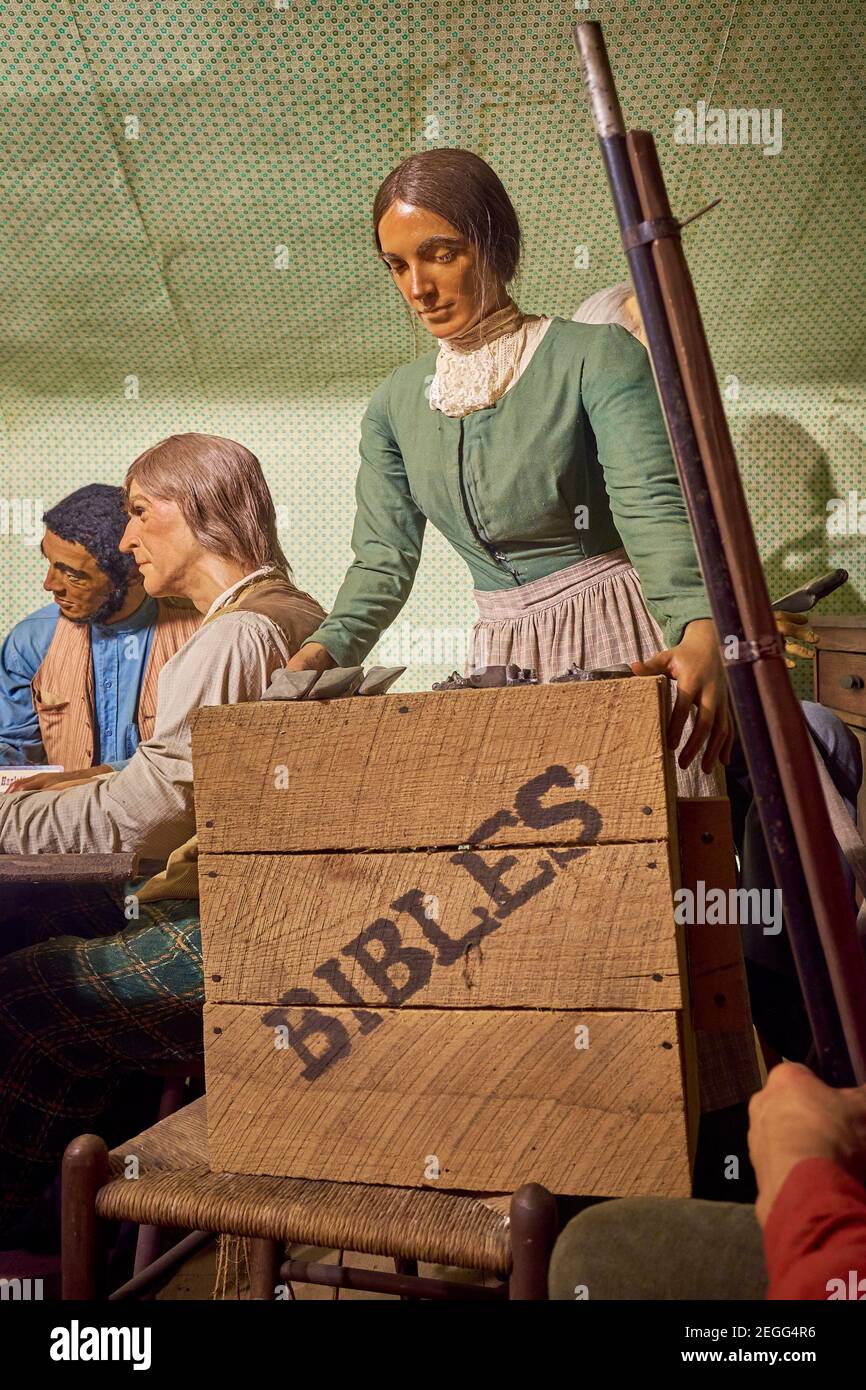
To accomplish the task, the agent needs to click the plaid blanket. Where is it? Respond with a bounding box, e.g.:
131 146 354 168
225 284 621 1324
0 879 203 1235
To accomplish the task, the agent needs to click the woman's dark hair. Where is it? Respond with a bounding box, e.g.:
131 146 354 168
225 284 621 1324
372 148 522 293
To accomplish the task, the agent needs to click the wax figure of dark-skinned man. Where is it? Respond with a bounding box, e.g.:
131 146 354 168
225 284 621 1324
6 531 149 790
43 527 147 625
15 484 260 795
287 196 731 776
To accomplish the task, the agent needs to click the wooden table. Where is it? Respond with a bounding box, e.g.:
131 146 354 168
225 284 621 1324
0 853 139 885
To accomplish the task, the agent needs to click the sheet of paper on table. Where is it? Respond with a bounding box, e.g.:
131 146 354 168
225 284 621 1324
0 766 64 792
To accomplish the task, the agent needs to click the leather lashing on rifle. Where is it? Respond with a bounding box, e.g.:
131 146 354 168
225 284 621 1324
720 635 786 666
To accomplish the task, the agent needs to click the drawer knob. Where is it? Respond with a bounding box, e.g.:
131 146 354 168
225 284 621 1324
839 674 864 690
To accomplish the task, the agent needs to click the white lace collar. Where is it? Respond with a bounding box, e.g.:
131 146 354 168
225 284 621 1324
428 315 552 418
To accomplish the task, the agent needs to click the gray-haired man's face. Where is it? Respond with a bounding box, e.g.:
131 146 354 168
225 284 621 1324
120 484 201 600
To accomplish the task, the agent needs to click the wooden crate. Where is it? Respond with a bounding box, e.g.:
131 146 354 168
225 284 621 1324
193 676 697 1198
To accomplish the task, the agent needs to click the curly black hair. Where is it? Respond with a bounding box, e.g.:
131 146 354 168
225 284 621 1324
42 484 138 589
43 484 140 622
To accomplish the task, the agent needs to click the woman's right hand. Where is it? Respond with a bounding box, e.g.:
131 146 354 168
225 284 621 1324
284 641 338 673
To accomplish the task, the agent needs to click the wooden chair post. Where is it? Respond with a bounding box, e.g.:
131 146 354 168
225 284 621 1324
508 1184 559 1300
61 1134 110 1300
248 1238 282 1298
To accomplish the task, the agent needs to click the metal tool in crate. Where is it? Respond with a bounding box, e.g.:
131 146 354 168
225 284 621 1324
261 660 636 701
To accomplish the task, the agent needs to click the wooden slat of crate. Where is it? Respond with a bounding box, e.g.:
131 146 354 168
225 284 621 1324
199 841 681 1011
678 798 749 1033
192 677 675 853
204 1004 691 1197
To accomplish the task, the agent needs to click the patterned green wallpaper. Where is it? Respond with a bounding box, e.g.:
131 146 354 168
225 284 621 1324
1 0 863 698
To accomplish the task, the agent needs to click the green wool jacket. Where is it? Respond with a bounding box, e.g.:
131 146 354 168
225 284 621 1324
302 316 711 666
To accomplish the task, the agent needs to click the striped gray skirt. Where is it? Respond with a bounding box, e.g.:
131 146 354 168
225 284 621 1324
466 547 724 799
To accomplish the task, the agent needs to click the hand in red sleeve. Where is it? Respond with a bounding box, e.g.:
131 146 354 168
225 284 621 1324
747 1062 866 1299
748 1062 866 1228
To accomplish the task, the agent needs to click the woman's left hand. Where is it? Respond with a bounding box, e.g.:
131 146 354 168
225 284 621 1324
629 617 732 773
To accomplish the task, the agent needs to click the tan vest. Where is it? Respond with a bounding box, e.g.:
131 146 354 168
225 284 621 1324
32 599 202 770
135 572 326 904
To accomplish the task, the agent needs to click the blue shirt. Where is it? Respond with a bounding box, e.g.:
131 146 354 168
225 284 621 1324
0 597 158 769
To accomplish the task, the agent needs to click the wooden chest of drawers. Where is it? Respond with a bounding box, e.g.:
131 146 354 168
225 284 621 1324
812 615 866 829
813 616 866 729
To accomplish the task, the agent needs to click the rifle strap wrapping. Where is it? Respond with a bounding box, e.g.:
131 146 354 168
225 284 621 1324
721 635 786 666
622 214 681 250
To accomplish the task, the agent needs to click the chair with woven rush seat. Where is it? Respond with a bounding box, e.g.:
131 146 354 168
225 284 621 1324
61 1095 556 1299
62 675 760 1299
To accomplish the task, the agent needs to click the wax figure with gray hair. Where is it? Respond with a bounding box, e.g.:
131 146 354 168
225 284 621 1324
573 282 863 1063
0 483 200 776
0 433 325 1235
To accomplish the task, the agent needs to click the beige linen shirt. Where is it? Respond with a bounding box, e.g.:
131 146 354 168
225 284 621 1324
0 574 294 859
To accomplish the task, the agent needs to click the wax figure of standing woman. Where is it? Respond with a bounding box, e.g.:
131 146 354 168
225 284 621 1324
0 434 325 1235
289 148 730 796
